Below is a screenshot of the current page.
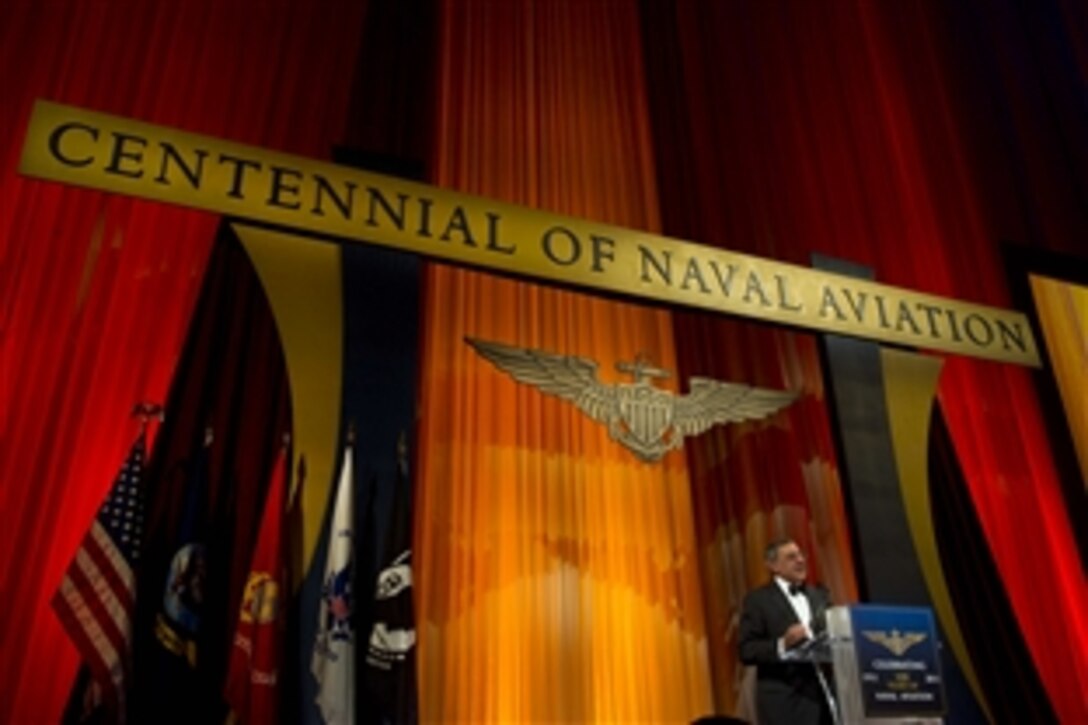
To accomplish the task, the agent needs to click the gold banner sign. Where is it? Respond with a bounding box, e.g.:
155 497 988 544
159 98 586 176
19 100 1040 366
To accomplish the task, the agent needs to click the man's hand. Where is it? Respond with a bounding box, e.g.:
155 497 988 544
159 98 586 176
782 623 809 648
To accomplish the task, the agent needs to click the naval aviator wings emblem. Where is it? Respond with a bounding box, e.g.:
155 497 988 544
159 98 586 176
466 337 798 462
862 629 928 657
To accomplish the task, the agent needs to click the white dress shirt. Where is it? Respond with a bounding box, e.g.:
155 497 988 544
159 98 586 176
775 575 813 659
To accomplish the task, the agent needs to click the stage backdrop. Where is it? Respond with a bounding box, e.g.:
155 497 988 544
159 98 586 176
2 0 1085 723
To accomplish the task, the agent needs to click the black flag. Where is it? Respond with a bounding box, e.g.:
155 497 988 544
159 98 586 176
362 433 417 725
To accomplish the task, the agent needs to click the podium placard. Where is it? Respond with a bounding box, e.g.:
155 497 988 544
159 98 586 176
850 605 945 718
827 605 946 723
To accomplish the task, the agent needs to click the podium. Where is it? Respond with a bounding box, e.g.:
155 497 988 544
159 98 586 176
804 605 946 724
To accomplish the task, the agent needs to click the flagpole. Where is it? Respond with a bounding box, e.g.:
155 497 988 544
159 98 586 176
396 429 408 474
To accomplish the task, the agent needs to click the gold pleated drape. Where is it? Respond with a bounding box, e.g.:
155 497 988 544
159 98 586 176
414 1 713 721
1028 275 1088 487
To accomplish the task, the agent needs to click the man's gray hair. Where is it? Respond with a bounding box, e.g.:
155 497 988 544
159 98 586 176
763 538 795 562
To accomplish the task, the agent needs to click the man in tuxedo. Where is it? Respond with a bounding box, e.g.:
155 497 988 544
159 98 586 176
738 539 833 725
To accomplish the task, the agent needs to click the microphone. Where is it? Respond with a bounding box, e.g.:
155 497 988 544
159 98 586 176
809 590 828 638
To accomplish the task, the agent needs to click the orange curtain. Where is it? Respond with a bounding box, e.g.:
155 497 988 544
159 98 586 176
414 1 713 721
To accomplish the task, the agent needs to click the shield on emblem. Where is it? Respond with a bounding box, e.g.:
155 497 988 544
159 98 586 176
616 384 674 449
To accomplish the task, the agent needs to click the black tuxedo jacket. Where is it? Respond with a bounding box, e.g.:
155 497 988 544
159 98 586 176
738 581 832 725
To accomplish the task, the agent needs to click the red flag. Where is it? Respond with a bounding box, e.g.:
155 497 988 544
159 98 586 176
52 434 147 723
224 445 289 723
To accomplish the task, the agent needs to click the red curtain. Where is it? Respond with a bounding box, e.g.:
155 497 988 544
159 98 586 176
0 2 365 722
640 0 1087 719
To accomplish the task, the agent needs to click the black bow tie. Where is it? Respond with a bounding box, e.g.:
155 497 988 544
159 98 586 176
788 583 805 596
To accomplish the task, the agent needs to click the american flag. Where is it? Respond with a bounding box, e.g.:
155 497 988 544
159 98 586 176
53 435 147 722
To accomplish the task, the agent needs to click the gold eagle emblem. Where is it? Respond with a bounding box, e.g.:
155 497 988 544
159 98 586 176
466 337 797 462
862 629 928 657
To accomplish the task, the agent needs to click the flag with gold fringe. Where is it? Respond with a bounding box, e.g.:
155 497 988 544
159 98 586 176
224 443 289 723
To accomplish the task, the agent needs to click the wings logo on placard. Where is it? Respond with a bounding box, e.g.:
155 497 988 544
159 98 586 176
863 629 928 657
466 337 797 462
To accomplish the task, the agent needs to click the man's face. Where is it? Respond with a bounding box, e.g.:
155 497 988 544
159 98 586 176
768 541 807 585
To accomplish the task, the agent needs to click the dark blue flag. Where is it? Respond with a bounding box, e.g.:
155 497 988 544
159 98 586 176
155 434 210 666
143 431 213 723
